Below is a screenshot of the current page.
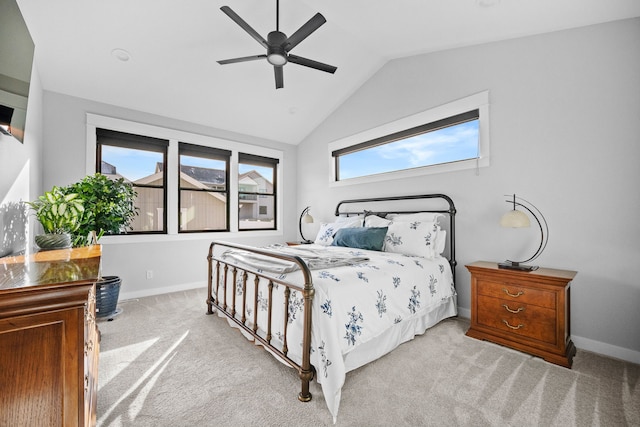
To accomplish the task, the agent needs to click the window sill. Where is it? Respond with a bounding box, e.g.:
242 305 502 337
97 229 284 245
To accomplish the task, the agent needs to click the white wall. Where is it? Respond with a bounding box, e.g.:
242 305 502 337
297 19 640 363
42 92 298 299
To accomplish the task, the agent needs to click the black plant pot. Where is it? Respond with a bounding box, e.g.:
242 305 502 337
95 276 121 319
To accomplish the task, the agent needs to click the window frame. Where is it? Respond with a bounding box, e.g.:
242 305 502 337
85 114 284 243
238 152 279 231
328 91 490 186
178 142 231 233
96 128 169 234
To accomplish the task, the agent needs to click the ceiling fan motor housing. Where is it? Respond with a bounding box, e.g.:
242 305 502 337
267 31 288 65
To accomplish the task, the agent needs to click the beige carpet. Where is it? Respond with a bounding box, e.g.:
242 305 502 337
97 288 639 426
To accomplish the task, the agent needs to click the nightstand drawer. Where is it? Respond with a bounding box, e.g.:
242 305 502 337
477 279 556 309
477 295 556 344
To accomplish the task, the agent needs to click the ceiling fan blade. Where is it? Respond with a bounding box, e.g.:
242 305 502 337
288 54 337 74
284 13 326 52
217 54 266 65
220 6 268 49
274 66 284 89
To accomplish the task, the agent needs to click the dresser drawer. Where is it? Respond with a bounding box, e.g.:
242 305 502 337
477 278 556 309
477 295 556 344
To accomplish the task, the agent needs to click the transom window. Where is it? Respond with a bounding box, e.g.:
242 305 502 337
328 91 490 186
333 110 479 181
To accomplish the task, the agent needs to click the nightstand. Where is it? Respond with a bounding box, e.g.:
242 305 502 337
465 261 577 368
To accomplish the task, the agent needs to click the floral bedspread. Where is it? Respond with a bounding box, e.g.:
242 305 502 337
214 244 456 421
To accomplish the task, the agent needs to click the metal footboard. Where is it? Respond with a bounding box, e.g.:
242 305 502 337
206 241 315 402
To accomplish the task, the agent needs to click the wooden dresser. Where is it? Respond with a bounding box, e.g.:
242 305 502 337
465 261 577 368
0 245 101 426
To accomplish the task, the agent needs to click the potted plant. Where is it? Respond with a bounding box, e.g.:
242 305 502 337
64 173 138 318
26 186 85 250
65 173 138 247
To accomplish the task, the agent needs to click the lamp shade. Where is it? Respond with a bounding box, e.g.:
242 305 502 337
302 213 314 224
500 209 530 228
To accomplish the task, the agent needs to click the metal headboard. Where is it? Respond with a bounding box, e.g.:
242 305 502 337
334 194 457 285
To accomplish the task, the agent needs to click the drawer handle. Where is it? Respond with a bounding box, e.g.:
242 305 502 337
502 288 524 298
502 319 524 330
502 304 525 314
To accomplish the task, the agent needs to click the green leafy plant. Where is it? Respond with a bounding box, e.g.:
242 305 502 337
26 187 85 234
65 173 138 246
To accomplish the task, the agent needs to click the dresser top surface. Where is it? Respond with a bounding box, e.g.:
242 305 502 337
0 245 102 291
466 261 577 281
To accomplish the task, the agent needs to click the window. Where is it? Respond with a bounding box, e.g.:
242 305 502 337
178 143 230 232
87 113 284 239
328 91 490 185
333 110 479 181
97 128 168 233
238 153 278 231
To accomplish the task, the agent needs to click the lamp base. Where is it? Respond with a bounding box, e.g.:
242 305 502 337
498 261 539 271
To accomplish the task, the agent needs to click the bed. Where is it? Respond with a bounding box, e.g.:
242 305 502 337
206 194 457 421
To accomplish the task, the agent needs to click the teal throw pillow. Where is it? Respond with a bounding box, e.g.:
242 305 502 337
331 227 388 251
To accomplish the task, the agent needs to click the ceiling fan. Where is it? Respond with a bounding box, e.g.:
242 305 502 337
217 0 337 89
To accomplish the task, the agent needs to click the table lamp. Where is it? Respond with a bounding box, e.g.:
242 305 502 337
499 194 548 271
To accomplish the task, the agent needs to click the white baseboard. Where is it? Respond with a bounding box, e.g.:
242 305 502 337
457 307 471 319
118 281 206 301
572 335 640 365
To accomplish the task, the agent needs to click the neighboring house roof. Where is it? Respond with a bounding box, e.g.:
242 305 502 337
101 161 127 181
146 163 272 193
239 170 273 192
134 172 163 186
156 163 226 186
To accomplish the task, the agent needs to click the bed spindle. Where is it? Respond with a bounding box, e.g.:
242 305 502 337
214 260 220 306
241 270 248 324
266 281 274 343
253 274 259 334
282 286 291 355
222 264 229 311
231 267 238 317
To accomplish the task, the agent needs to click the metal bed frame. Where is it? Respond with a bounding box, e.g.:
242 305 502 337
206 193 456 404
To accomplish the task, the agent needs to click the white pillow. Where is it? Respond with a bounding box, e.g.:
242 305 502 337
364 215 392 227
314 218 362 246
335 215 363 224
383 220 441 258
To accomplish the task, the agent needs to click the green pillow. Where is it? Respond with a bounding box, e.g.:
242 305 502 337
331 227 388 251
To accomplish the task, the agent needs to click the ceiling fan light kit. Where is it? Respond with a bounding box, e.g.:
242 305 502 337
218 0 337 89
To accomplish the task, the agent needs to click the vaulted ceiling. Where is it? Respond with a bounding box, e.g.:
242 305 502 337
16 0 640 144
